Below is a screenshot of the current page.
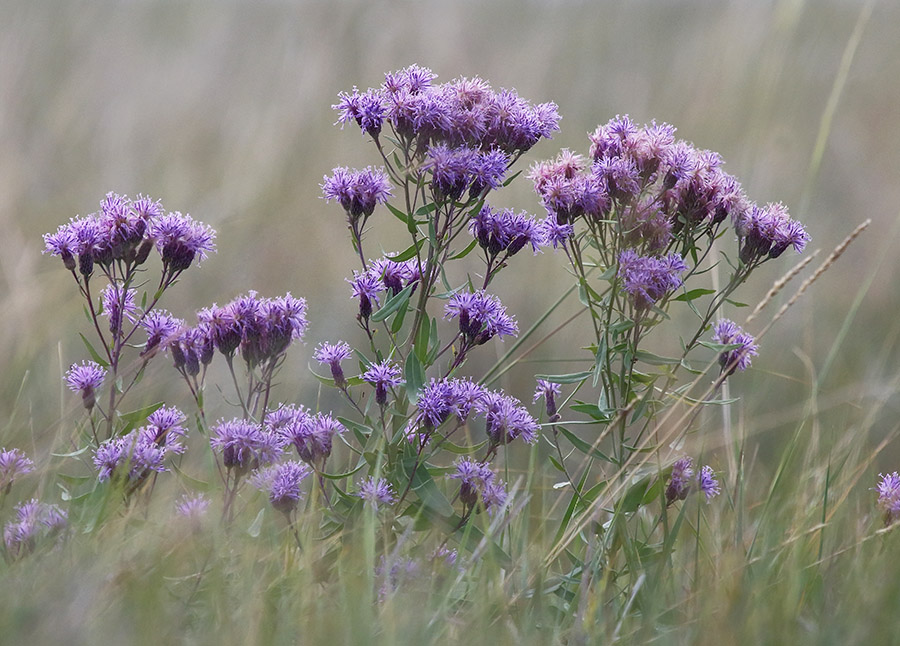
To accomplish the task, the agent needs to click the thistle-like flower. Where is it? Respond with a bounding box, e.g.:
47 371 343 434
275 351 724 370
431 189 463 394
65 360 107 410
712 319 759 376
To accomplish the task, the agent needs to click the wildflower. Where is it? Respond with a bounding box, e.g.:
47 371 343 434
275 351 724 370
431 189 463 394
734 202 808 264
449 457 507 514
368 256 420 297
538 216 574 249
361 360 403 406
533 379 561 419
146 406 188 444
150 211 216 276
617 249 687 311
141 310 184 357
876 472 900 526
333 86 386 138
93 426 185 483
665 457 721 505
175 494 211 522
251 461 311 514
322 166 393 219
100 283 138 336
697 465 721 502
0 448 34 490
282 412 344 466
314 341 353 388
210 418 284 475
355 476 396 510
444 290 518 345
3 499 67 558
425 143 479 201
476 390 539 446
469 205 542 258
42 223 79 271
348 270 383 321
712 319 759 376
65 360 107 410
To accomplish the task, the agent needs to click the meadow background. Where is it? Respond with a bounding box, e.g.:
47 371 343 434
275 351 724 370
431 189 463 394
2 0 900 643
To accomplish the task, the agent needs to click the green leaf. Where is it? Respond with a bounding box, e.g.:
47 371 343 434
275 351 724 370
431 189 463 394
535 371 593 385
558 427 613 462
569 403 613 422
387 240 424 262
117 402 164 434
78 333 109 367
403 457 454 518
725 298 749 308
171 463 211 491
673 288 716 302
449 238 478 260
634 350 682 366
386 202 413 227
320 463 367 480
51 446 91 458
371 283 414 323
404 352 425 402
247 508 265 537
619 474 653 513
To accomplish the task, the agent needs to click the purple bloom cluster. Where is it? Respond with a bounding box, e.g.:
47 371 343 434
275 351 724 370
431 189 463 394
43 192 214 279
361 360 404 406
449 457 507 514
142 309 185 356
444 290 518 345
322 166 393 219
348 256 421 320
264 404 344 467
175 493 211 522
875 472 900 527
665 457 721 505
414 377 486 432
251 461 311 514
314 341 353 388
210 418 285 475
100 283 138 335
476 390 540 446
617 249 687 311
355 476 397 510
94 414 187 483
3 499 67 558
191 291 308 367
65 360 107 410
469 205 543 259
530 116 808 261
334 64 560 156
712 319 759 375
533 379 562 419
0 448 34 490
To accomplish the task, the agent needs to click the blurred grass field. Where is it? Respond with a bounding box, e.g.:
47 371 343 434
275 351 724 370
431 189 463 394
3 0 900 643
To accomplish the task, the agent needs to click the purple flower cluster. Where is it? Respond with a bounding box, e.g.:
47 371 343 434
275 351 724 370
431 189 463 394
264 404 344 467
449 457 508 514
175 493 211 522
875 472 900 527
100 283 138 335
712 319 759 375
444 290 518 346
94 412 187 483
250 460 311 514
65 360 107 410
348 256 421 320
0 448 34 490
665 457 721 505
355 476 397 510
189 291 308 367
413 377 485 432
3 499 67 558
476 390 540 446
469 205 543 259
334 64 560 156
210 418 284 475
530 116 808 261
322 166 393 220
142 310 185 357
617 249 687 311
43 192 214 279
361 360 404 406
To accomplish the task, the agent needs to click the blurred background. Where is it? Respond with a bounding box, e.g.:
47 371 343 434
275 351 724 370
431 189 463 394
2 0 898 467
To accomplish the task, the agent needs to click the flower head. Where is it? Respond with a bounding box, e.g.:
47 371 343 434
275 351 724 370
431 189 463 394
65 360 107 410
476 389 540 446
322 166 392 219
0 448 34 490
361 360 403 406
533 379 561 419
251 461 311 514
444 290 518 345
876 472 900 526
665 457 695 505
697 465 721 502
281 412 344 466
210 418 284 475
712 319 759 376
314 341 353 388
150 211 216 275
469 205 542 258
175 494 211 523
3 499 67 558
617 249 686 311
355 476 396 510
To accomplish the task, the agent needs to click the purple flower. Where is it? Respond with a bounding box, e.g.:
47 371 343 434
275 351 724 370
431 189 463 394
93 426 185 483
333 87 386 138
146 406 188 443
665 457 695 505
348 270 383 321
314 341 353 388
876 472 900 526
322 166 392 219
251 461 311 514
65 360 107 410
533 379 561 419
42 223 79 271
697 465 721 502
734 202 808 264
355 476 396 510
424 143 479 201
712 319 759 376
141 310 184 356
415 379 455 430
210 418 284 475
476 390 540 446
361 360 403 406
469 205 542 258
150 211 216 275
444 290 518 345
368 256 420 297
0 448 34 489
450 457 495 507
282 412 344 466
3 499 67 558
617 249 687 311
100 283 138 336
175 494 211 522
